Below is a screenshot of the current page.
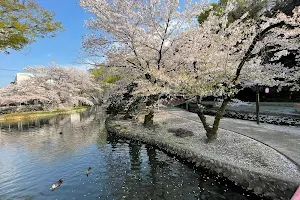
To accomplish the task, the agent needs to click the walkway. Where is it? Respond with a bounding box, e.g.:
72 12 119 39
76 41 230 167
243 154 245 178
165 107 300 167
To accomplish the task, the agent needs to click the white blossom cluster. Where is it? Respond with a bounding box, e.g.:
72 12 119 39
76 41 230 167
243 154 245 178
80 0 300 100
0 63 101 108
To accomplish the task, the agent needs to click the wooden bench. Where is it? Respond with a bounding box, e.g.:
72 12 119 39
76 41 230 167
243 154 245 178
295 104 300 112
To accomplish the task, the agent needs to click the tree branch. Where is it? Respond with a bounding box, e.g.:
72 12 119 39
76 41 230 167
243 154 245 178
157 17 171 70
232 21 286 84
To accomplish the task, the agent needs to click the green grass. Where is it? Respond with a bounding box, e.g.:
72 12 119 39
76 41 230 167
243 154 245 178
0 106 88 122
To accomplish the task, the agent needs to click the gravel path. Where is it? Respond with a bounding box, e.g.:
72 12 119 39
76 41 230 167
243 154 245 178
165 107 300 167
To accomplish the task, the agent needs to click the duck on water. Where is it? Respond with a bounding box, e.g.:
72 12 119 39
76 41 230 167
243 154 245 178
86 167 92 177
50 179 64 191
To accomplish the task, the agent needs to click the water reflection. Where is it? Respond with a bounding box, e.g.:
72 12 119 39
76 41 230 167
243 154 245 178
0 107 267 200
0 108 106 162
101 136 267 200
129 141 142 171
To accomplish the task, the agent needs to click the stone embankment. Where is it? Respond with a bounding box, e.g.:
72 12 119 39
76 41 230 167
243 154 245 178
106 111 300 200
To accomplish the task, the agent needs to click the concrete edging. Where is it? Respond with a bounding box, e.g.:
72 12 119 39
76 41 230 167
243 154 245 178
105 117 299 200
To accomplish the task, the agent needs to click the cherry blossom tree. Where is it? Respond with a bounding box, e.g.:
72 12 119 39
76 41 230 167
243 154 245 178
80 0 300 140
80 0 208 125
153 4 300 140
0 63 101 109
90 63 147 119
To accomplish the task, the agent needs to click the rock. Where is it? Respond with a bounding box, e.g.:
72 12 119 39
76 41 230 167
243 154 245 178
168 128 194 138
144 110 154 127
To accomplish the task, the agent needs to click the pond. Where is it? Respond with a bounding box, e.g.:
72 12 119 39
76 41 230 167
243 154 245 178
0 107 267 200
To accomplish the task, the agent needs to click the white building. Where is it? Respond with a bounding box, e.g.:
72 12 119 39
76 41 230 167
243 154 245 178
13 73 34 84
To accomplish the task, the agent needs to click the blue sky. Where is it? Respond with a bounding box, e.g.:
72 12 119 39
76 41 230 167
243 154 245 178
0 0 218 87
0 0 92 86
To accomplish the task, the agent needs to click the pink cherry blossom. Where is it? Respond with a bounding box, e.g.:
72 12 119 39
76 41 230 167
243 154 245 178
0 63 101 108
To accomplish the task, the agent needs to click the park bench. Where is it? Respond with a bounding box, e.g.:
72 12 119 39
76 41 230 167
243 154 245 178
295 103 300 112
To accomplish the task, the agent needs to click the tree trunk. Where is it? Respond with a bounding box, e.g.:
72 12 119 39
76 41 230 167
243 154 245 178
210 98 230 140
195 96 213 140
143 95 159 128
195 96 230 141
144 109 154 128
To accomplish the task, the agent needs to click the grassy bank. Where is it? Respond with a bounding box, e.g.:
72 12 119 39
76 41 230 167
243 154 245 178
0 106 88 122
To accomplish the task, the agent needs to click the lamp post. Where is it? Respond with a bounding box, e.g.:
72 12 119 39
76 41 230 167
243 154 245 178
256 87 269 125
256 84 260 124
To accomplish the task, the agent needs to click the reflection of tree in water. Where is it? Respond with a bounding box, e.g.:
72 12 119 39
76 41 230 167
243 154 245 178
129 141 142 172
96 127 107 149
102 136 267 200
106 134 119 150
0 106 106 133
0 107 107 163
101 138 196 200
0 116 54 132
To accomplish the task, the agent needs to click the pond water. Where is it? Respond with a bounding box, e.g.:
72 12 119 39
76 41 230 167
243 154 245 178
0 107 267 200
